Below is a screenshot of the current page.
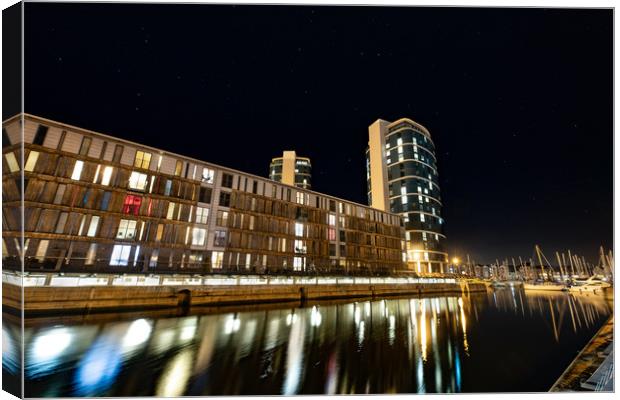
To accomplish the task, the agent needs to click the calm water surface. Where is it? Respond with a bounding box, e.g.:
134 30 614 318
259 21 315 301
2 288 613 396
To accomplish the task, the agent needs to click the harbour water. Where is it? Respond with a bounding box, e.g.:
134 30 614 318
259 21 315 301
2 288 612 396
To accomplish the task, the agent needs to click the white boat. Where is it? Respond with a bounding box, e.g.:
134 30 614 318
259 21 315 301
523 282 567 292
567 276 611 293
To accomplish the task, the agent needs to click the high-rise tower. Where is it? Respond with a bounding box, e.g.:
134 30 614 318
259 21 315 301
366 118 448 273
269 150 312 189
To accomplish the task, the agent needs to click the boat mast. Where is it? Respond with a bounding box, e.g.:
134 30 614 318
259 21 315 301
555 251 565 282
535 245 546 281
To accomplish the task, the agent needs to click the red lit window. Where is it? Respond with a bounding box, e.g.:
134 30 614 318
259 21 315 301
123 195 142 215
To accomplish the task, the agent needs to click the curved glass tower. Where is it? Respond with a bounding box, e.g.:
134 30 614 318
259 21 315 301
269 150 312 189
366 118 448 273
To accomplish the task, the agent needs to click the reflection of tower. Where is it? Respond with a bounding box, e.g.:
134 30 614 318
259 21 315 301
269 150 312 189
366 118 447 273
282 311 305 395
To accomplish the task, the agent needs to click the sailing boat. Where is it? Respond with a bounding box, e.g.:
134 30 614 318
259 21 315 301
567 275 611 293
523 245 567 292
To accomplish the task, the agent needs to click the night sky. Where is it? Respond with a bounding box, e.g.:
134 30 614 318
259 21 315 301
19 3 612 264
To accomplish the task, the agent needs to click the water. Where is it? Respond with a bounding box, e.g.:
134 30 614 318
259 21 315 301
2 288 612 396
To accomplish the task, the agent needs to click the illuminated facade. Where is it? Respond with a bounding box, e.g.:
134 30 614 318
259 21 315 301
366 118 448 273
2 114 405 275
269 150 312 189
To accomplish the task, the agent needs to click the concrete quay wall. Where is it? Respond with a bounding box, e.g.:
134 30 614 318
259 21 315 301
3 281 487 314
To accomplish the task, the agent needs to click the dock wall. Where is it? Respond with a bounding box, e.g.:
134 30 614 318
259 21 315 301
3 281 486 314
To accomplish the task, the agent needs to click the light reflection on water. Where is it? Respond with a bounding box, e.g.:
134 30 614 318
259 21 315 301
3 289 612 396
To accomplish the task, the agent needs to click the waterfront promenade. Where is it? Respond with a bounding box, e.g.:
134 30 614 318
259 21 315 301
2 270 486 314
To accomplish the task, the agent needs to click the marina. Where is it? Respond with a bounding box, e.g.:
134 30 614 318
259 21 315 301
2 287 612 396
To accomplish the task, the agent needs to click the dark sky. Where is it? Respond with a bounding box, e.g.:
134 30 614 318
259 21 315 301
20 3 612 264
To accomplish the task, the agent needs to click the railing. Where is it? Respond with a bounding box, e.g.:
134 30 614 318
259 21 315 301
1 270 456 288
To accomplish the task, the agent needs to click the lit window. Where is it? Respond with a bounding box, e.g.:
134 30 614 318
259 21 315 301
85 244 97 265
101 166 113 186
122 195 142 215
4 153 19 172
418 195 423 204
35 240 49 262
133 245 141 266
293 256 304 271
116 219 138 240
93 165 101 183
166 202 176 220
400 186 407 204
422 232 427 241
71 160 84 180
420 214 425 222
156 224 164 241
296 192 304 204
216 210 229 226
328 214 336 226
202 167 214 183
110 245 132 266
195 207 209 224
134 151 152 169
211 251 224 269
149 249 159 267
128 171 148 191
397 138 403 146
86 216 100 237
164 179 172 196
192 227 207 246
174 160 183 176
294 240 307 254
214 230 227 247
295 222 304 237
328 228 336 241
417 186 422 193
24 151 39 172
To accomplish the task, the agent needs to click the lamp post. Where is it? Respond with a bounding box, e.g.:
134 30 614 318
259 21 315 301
452 257 460 276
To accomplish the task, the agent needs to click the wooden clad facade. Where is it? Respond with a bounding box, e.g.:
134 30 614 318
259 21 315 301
2 113 406 275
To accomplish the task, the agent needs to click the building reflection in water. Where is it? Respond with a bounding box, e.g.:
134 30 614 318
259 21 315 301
8 289 612 397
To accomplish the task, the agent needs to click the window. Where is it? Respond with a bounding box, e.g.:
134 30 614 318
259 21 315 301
401 186 407 204
133 245 141 266
328 228 336 241
294 240 306 254
211 251 224 269
149 249 159 267
420 214 425 222
293 257 304 271
219 192 231 207
164 179 173 196
221 173 233 188
79 137 92 156
101 166 113 186
329 243 336 257
202 168 215 183
328 214 336 226
4 153 19 172
134 151 152 169
112 145 124 163
174 160 183 176
33 125 48 145
86 216 100 237
71 160 84 180
101 191 112 210
195 207 209 224
110 245 132 266
156 224 164 241
198 187 212 203
216 210 228 226
55 212 68 233
35 240 49 262
24 151 39 172
295 192 304 204
166 202 176 219
213 230 226 246
192 227 207 246
116 219 138 239
128 171 148 191
123 195 142 215
54 184 66 204
295 222 304 237
85 244 97 265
